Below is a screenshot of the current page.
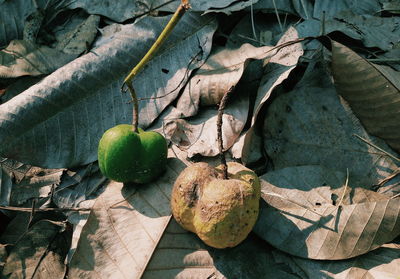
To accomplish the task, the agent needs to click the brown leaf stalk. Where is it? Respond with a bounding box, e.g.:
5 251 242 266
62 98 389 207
217 86 235 180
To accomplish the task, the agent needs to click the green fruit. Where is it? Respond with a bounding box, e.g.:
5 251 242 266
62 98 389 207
98 124 168 183
171 162 260 248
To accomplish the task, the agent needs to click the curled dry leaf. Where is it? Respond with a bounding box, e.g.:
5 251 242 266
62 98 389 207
331 40 400 153
10 166 64 205
254 165 400 260
160 90 249 158
175 43 274 118
236 27 303 163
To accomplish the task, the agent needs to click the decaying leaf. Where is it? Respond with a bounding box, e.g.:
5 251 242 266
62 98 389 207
254 165 400 260
0 40 76 78
175 43 273 118
10 167 64 206
53 163 106 208
331 40 400 153
290 243 400 279
144 218 299 279
2 219 70 279
237 27 303 163
68 158 186 278
143 219 215 279
54 14 100 55
263 62 398 186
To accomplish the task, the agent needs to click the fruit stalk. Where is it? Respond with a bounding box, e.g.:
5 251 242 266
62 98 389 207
123 0 190 132
217 86 235 180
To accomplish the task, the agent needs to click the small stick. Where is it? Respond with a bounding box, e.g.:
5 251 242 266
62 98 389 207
217 86 235 180
337 168 349 207
0 205 91 212
354 134 400 162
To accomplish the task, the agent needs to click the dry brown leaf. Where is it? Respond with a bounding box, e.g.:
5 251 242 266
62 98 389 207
0 40 76 78
263 62 398 186
331 40 400 153
254 165 400 260
2 220 70 279
68 158 186 278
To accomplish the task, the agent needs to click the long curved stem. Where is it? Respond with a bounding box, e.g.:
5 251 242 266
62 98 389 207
217 86 235 180
123 0 190 132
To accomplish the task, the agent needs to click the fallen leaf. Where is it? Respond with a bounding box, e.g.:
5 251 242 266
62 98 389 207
143 218 299 279
0 40 76 78
296 13 400 51
291 243 400 279
331 40 400 153
175 43 273 118
68 157 186 278
53 163 106 208
238 27 303 163
313 0 380 18
252 0 313 19
160 90 249 158
142 218 215 279
254 165 400 260
54 14 100 55
0 13 217 168
2 219 70 279
263 62 398 186
10 167 64 205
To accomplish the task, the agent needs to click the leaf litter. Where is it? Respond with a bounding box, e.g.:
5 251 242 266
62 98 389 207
0 0 400 278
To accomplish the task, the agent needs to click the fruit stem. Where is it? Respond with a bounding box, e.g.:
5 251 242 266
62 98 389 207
123 0 190 132
126 83 139 132
123 0 190 85
217 86 235 180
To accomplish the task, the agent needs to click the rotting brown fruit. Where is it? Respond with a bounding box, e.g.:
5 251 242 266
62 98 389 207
171 161 261 248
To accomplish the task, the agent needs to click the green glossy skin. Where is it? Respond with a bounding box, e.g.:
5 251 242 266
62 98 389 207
98 124 168 183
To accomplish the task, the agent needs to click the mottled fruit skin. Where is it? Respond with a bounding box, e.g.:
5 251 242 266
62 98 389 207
171 162 260 248
98 124 167 183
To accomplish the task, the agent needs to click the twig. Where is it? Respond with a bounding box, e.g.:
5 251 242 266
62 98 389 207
217 86 235 180
271 0 283 32
354 134 400 162
0 205 91 212
337 168 349 207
